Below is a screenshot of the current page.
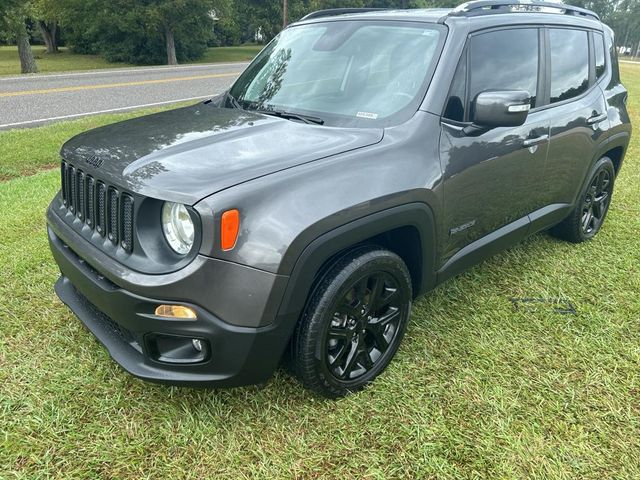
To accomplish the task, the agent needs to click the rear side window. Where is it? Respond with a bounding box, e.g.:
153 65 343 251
467 28 539 121
549 29 589 103
594 32 606 79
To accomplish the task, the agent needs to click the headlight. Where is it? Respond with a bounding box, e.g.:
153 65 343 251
161 202 195 255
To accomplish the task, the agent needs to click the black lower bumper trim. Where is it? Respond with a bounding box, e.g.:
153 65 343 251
55 276 273 387
49 212 297 388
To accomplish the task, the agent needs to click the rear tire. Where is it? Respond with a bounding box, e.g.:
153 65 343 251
550 156 615 243
292 247 412 398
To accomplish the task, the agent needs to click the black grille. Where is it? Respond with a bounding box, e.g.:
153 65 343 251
59 161 134 252
69 166 77 214
121 194 134 252
86 176 95 228
96 181 106 236
61 163 67 206
107 188 118 244
76 170 85 221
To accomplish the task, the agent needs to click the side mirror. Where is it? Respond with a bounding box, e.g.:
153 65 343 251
470 90 531 131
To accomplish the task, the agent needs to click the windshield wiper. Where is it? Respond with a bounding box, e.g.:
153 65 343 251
253 109 324 125
226 92 243 110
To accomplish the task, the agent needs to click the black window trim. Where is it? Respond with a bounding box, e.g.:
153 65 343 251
441 23 608 124
537 25 600 112
591 30 608 84
441 24 544 125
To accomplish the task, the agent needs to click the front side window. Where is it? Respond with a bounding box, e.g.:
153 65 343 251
549 29 589 103
468 28 539 121
229 21 445 127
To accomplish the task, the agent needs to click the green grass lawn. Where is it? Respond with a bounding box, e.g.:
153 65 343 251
0 46 134 76
0 65 639 478
0 44 262 77
197 44 263 64
0 102 195 181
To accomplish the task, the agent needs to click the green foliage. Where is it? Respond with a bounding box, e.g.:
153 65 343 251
5 0 640 66
568 0 640 49
56 0 216 64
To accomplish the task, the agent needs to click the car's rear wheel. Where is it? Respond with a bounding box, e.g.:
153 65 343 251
292 247 412 398
550 156 615 243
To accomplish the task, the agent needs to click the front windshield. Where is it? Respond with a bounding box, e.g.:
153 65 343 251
228 20 445 127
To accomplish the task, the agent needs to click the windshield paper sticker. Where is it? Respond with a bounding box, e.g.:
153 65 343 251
356 111 379 120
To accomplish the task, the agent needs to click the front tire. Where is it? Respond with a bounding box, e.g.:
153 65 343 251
550 156 615 243
292 247 412 398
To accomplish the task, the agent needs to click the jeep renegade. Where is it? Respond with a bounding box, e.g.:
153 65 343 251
47 1 632 397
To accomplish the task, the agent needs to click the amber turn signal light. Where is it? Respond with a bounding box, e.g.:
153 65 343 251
221 209 240 251
154 305 197 319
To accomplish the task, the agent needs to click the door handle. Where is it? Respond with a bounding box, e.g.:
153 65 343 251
587 113 607 125
522 134 549 148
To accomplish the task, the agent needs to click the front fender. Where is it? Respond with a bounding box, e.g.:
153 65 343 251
275 202 438 321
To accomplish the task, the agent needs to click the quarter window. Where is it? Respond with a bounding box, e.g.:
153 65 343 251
594 32 606 79
549 29 589 103
468 28 539 121
443 48 467 122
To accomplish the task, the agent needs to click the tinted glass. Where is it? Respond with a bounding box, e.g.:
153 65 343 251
549 29 589 103
468 28 539 121
229 21 443 127
443 49 467 121
594 32 606 79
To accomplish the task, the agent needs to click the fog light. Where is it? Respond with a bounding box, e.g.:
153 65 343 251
154 305 197 319
146 334 210 364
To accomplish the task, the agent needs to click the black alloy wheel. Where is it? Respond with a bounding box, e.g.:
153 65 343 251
325 272 404 381
550 156 616 243
292 247 412 398
581 169 612 235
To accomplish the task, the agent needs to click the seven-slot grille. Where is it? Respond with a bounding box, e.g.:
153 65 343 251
60 160 134 253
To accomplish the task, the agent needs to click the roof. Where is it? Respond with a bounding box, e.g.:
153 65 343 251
297 9 452 25
295 2 602 27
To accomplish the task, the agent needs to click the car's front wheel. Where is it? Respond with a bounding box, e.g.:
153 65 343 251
550 156 615 243
292 247 412 398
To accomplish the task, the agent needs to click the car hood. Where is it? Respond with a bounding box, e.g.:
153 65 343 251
61 103 384 204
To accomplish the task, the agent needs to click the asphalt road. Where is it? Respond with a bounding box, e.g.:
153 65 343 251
0 62 248 130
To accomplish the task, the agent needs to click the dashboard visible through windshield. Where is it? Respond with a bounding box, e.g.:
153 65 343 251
228 20 446 128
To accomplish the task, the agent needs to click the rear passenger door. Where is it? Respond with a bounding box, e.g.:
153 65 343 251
439 27 549 265
539 27 609 210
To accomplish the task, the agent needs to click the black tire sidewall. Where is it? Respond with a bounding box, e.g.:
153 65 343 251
576 156 615 241
294 248 412 397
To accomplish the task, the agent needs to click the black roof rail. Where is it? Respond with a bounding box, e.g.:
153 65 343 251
450 1 599 21
301 8 389 21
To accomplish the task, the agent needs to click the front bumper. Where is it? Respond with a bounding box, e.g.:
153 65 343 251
48 207 295 388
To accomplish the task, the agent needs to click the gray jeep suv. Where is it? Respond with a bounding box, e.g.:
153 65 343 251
47 1 632 397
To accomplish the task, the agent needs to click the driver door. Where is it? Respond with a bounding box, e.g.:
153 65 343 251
438 27 550 270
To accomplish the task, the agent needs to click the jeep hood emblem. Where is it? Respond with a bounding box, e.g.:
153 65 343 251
84 155 104 168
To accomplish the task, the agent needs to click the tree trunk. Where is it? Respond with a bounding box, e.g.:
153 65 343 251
15 23 38 74
165 27 177 65
38 20 59 54
283 0 288 28
622 30 630 50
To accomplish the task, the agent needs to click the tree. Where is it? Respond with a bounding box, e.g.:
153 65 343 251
33 0 63 53
283 0 288 28
147 0 215 65
1 1 38 73
56 0 216 65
